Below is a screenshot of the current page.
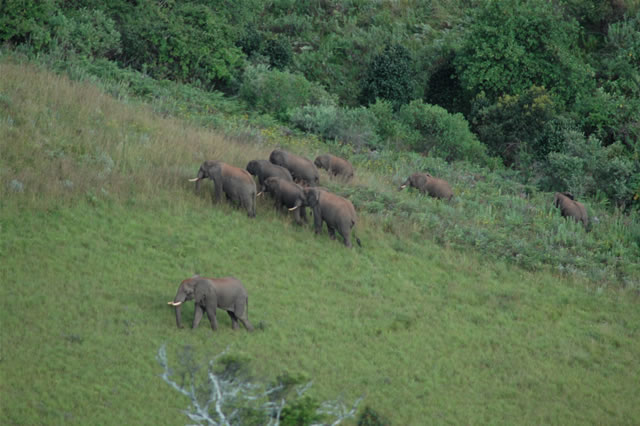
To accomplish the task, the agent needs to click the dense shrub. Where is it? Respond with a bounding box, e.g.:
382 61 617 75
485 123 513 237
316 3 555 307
537 128 638 208
470 86 557 166
51 9 121 59
262 34 293 69
455 0 593 106
118 3 244 88
239 65 335 120
0 0 57 51
360 43 414 109
289 104 380 150
397 100 491 165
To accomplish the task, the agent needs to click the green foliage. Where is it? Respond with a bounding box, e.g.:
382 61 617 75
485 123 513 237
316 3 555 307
471 86 557 166
360 43 414 109
280 396 323 426
358 406 391 426
239 64 335 120
118 2 244 88
455 0 593 105
289 104 380 150
0 0 57 51
50 8 121 59
397 99 491 164
539 131 639 208
262 34 293 69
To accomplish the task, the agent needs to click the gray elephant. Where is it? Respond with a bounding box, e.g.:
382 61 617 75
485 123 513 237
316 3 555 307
399 172 453 201
314 154 354 181
264 176 307 225
553 192 589 228
168 275 254 332
269 149 319 186
190 160 256 217
304 187 361 248
246 159 293 194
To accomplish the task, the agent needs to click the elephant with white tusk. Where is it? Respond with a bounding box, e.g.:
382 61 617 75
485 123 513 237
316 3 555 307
263 176 308 225
190 160 257 217
168 275 254 332
399 172 453 201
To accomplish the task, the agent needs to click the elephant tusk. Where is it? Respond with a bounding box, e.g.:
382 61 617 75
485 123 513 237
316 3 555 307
399 184 407 189
188 178 200 182
288 206 299 211
168 301 182 306
257 191 263 197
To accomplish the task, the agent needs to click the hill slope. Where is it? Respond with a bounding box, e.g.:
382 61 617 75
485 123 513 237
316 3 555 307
1 61 639 424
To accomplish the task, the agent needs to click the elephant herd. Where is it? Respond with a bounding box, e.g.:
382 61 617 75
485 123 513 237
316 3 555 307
192 149 360 248
170 149 589 334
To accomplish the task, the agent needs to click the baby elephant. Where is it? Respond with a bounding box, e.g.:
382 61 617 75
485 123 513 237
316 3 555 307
553 192 588 228
168 275 254 332
399 172 453 201
314 154 354 181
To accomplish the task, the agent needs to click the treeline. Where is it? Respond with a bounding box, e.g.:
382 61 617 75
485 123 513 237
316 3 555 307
1 0 638 209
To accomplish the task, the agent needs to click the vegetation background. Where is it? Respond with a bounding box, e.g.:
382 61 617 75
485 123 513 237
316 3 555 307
1 0 639 424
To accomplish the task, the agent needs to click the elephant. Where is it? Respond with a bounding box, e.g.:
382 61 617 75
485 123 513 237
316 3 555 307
263 176 307 224
399 172 453 201
304 187 361 248
269 149 319 187
190 160 256 217
167 275 254 332
314 154 354 181
246 159 293 194
553 192 589 228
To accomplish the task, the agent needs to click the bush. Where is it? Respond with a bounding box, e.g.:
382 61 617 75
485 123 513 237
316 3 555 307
118 3 244 89
397 100 490 165
239 64 335 120
455 0 593 105
360 43 414 109
289 104 380 150
538 130 638 208
51 9 121 59
262 34 292 69
0 0 57 51
470 86 557 166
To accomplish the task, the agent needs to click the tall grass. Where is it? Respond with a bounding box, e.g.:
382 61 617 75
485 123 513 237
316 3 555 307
1 58 640 424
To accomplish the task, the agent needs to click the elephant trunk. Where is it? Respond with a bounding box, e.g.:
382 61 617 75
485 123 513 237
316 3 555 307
174 304 183 328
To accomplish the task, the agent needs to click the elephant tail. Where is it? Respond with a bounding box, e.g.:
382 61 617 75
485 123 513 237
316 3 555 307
355 234 362 248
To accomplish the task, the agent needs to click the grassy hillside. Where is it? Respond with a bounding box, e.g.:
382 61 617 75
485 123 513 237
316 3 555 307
1 60 640 424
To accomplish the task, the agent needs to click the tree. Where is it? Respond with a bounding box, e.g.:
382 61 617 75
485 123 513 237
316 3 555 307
455 0 593 106
360 43 414 109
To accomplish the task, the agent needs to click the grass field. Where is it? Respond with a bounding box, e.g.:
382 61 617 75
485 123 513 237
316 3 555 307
1 59 639 424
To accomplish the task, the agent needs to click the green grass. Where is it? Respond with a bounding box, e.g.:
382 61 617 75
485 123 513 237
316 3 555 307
1 59 640 424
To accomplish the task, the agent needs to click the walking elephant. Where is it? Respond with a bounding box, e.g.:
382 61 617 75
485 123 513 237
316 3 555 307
246 159 293 194
269 149 319 186
264 176 307 225
168 275 254 332
304 187 361 248
190 160 256 217
399 172 453 201
314 154 354 181
553 192 589 228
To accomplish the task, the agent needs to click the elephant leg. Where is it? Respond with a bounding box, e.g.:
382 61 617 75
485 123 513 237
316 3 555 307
227 311 239 330
293 208 303 225
301 207 308 223
327 226 336 240
205 301 218 331
193 304 204 329
341 229 353 248
239 317 254 332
